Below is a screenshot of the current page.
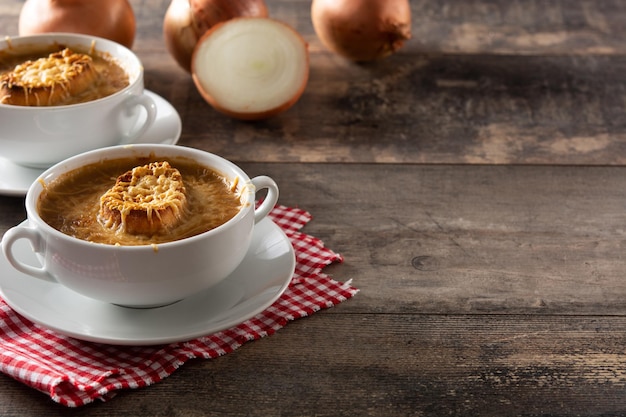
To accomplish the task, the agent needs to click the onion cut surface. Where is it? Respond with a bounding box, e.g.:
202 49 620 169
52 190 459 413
191 17 309 120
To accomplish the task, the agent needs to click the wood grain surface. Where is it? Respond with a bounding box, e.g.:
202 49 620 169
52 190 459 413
1 0 626 416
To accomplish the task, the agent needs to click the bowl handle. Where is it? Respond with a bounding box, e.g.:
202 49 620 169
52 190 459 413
1 224 56 282
251 176 279 224
119 94 158 144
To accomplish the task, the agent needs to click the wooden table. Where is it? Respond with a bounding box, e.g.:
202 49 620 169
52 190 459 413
2 0 626 415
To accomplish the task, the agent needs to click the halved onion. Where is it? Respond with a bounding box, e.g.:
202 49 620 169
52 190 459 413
191 17 309 120
163 0 268 72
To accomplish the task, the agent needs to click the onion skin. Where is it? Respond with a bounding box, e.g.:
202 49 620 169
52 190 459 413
190 0 268 35
163 0 197 72
191 18 309 121
164 0 268 72
311 0 411 62
197 89 307 121
19 0 136 49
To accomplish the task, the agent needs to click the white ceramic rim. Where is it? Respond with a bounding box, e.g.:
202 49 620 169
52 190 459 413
0 32 143 109
24 144 256 251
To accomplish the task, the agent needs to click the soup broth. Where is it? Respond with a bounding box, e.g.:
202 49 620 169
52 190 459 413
38 156 244 245
0 42 129 106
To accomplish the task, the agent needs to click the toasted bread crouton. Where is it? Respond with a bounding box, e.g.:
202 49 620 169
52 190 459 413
99 161 188 235
0 48 97 106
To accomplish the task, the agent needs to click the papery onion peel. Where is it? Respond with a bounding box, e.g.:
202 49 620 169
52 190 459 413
191 17 309 120
311 0 411 62
164 0 268 72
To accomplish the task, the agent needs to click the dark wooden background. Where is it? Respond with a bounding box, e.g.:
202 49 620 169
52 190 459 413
2 0 626 415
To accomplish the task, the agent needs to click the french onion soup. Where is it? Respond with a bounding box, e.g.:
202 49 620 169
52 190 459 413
38 156 244 246
0 42 129 106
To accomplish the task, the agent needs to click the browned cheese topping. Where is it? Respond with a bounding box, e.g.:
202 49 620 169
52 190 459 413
99 161 188 235
0 48 97 106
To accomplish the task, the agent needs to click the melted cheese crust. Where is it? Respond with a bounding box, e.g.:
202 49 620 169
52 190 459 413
0 48 96 106
99 161 188 235
7 48 91 87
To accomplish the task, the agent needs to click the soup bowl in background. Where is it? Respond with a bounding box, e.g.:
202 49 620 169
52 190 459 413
1 144 279 308
0 33 156 168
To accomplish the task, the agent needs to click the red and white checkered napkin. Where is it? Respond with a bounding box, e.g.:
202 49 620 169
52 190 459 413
0 205 358 407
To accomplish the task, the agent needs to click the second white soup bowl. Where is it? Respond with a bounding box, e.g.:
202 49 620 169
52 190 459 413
0 33 157 168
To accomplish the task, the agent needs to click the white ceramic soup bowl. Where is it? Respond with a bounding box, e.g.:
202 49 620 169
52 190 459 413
0 33 156 168
1 144 279 307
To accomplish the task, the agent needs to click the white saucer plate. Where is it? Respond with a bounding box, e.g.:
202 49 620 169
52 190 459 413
0 90 182 197
0 218 295 345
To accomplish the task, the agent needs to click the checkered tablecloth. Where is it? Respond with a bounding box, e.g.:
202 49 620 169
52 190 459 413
0 205 358 407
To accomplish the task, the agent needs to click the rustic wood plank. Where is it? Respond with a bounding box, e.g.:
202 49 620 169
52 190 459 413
238 162 626 316
164 52 626 166
136 0 626 166
140 314 626 417
1 314 625 416
408 0 626 56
